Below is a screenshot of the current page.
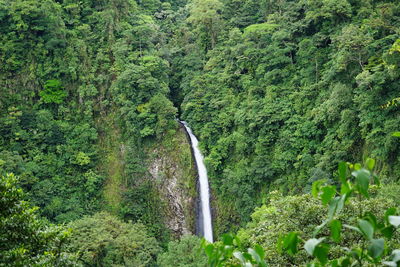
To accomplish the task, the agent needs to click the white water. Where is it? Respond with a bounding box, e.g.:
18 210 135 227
181 121 213 243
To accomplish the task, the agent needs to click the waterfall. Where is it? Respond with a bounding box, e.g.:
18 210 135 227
180 121 213 243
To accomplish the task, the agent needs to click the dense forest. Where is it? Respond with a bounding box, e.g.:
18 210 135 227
1 0 400 266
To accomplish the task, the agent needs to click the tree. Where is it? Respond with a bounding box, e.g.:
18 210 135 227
39 79 67 105
68 212 161 266
0 173 76 266
279 160 400 266
187 0 223 49
157 235 207 267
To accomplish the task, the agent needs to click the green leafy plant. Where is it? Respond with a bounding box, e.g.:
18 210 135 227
39 80 67 104
279 159 400 266
202 234 267 267
0 173 76 266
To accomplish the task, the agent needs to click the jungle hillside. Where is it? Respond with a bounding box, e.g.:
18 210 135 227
1 0 400 266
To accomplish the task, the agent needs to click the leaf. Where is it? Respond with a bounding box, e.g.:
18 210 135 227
338 162 347 184
242 252 253 261
330 219 342 243
233 251 246 264
358 219 374 240
352 169 371 198
392 132 400 137
382 262 397 267
343 224 362 234
389 216 400 227
339 162 351 194
364 212 377 229
314 244 329 264
385 208 397 223
312 180 325 198
341 258 351 267
222 234 233 245
248 248 261 263
368 238 384 258
330 259 339 267
313 220 327 237
304 238 325 256
250 246 267 267
372 174 380 186
380 226 395 239
280 232 299 255
366 158 375 171
392 249 400 262
254 244 265 261
204 244 214 258
321 186 336 205
354 163 362 170
328 194 346 220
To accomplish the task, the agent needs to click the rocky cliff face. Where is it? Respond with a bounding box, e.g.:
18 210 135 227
147 125 197 237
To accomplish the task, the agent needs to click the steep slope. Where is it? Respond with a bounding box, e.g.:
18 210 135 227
164 0 400 234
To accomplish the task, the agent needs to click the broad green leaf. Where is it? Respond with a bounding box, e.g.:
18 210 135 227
222 234 233 245
304 238 325 256
281 232 299 255
234 235 242 247
248 248 261 263
368 238 384 258
343 224 362 234
340 181 352 195
372 174 380 186
312 180 324 198
389 216 400 227
338 162 347 184
314 244 329 264
340 258 351 267
358 219 374 240
328 197 339 220
352 169 370 198
354 163 362 170
328 194 346 220
385 208 397 224
313 220 327 237
364 212 377 229
321 186 336 205
381 226 395 239
366 158 375 171
204 244 214 257
254 244 265 261
233 251 246 264
330 219 342 243
330 259 339 267
242 252 253 261
392 132 400 137
338 162 352 194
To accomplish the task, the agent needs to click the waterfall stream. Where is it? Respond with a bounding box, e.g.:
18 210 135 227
180 121 213 243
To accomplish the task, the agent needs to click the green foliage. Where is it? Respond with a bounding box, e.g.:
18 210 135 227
39 80 67 105
157 235 207 267
68 212 161 266
187 0 223 49
2 0 400 264
0 0 179 231
280 160 400 266
0 173 76 266
201 234 267 267
174 0 400 234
